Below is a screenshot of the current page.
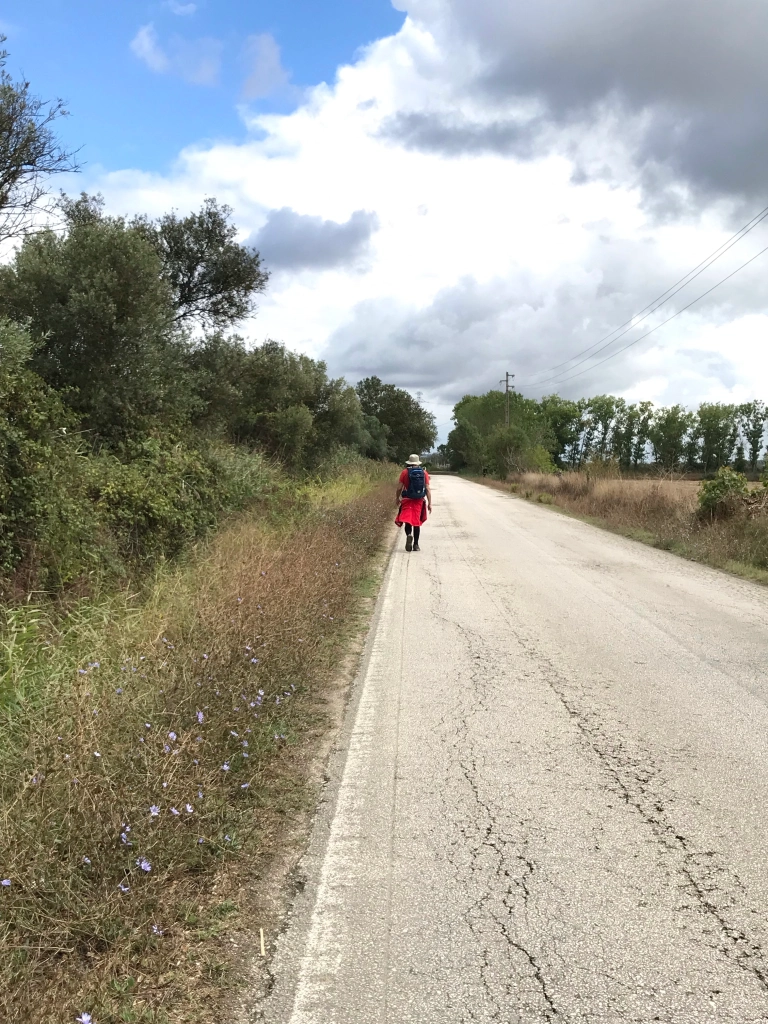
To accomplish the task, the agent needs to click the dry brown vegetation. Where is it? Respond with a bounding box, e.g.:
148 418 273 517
478 472 768 581
0 473 394 1023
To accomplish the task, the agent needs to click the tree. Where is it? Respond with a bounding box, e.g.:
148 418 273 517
355 376 437 462
696 403 739 473
0 40 78 242
138 199 269 332
648 405 695 470
445 421 486 472
0 194 193 442
739 400 767 472
540 394 584 468
584 395 620 462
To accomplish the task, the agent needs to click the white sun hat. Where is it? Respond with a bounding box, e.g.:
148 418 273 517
405 454 422 465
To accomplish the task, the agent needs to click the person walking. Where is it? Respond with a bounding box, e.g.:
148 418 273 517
395 454 432 552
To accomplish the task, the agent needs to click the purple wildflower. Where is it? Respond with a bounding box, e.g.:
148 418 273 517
76 1013 93 1023
116 688 123 695
222 763 230 772
150 805 160 817
241 783 250 789
168 732 176 741
185 803 194 814
136 858 152 873
1 879 10 887
152 924 164 936
170 807 180 816
83 857 91 865
118 882 130 893
197 711 204 724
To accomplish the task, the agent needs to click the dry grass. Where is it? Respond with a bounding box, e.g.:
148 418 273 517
0 474 394 1023
477 473 768 582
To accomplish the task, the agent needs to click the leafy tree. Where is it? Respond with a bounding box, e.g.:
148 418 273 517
137 198 269 332
0 40 78 242
696 403 739 473
0 194 193 442
448 389 554 476
355 376 437 462
540 394 584 468
584 395 620 462
739 400 767 472
487 424 554 476
648 405 695 470
445 421 486 471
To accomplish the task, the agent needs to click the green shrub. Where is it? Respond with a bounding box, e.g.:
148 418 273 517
697 467 749 518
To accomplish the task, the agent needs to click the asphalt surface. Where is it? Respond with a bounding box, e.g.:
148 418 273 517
256 475 768 1023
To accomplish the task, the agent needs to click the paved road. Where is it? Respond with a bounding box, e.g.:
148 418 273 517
257 475 768 1023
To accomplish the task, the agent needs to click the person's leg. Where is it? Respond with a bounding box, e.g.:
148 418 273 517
413 525 421 550
404 522 413 551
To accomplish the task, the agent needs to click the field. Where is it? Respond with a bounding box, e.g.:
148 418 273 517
0 467 395 1024
477 473 768 583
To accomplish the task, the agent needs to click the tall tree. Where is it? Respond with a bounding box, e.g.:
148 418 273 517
540 394 584 468
355 376 437 462
0 194 191 442
648 405 695 470
0 39 78 242
137 199 269 332
739 400 767 472
696 403 739 473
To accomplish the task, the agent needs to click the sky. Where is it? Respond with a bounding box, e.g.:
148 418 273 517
5 0 768 437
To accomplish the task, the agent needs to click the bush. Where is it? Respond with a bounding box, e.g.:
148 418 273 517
697 467 749 519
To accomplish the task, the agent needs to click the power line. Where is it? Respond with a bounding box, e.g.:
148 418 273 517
519 240 768 394
516 202 768 386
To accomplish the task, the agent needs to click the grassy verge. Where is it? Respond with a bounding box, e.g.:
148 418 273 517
473 473 768 584
0 466 395 1023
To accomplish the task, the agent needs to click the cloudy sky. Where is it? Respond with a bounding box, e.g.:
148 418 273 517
7 0 768 435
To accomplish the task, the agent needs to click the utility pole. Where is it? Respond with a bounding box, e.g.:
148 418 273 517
499 372 515 428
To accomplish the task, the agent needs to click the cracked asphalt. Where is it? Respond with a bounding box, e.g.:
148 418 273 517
255 476 768 1024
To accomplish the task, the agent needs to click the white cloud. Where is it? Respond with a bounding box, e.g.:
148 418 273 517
129 23 222 86
241 33 290 100
130 24 169 74
105 10 768 427
165 1 197 14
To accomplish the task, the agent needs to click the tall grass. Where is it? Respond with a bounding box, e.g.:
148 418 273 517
0 473 394 1023
486 473 768 580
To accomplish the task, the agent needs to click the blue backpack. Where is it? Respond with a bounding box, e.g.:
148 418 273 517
403 466 426 499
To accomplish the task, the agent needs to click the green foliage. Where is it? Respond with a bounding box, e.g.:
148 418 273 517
0 320 89 581
740 400 767 471
450 389 767 477
356 375 437 462
648 405 695 470
446 389 554 476
0 194 193 442
695 402 739 473
137 198 269 332
89 441 273 564
697 467 749 518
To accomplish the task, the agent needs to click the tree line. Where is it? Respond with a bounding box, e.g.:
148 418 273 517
444 391 767 477
0 45 436 588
